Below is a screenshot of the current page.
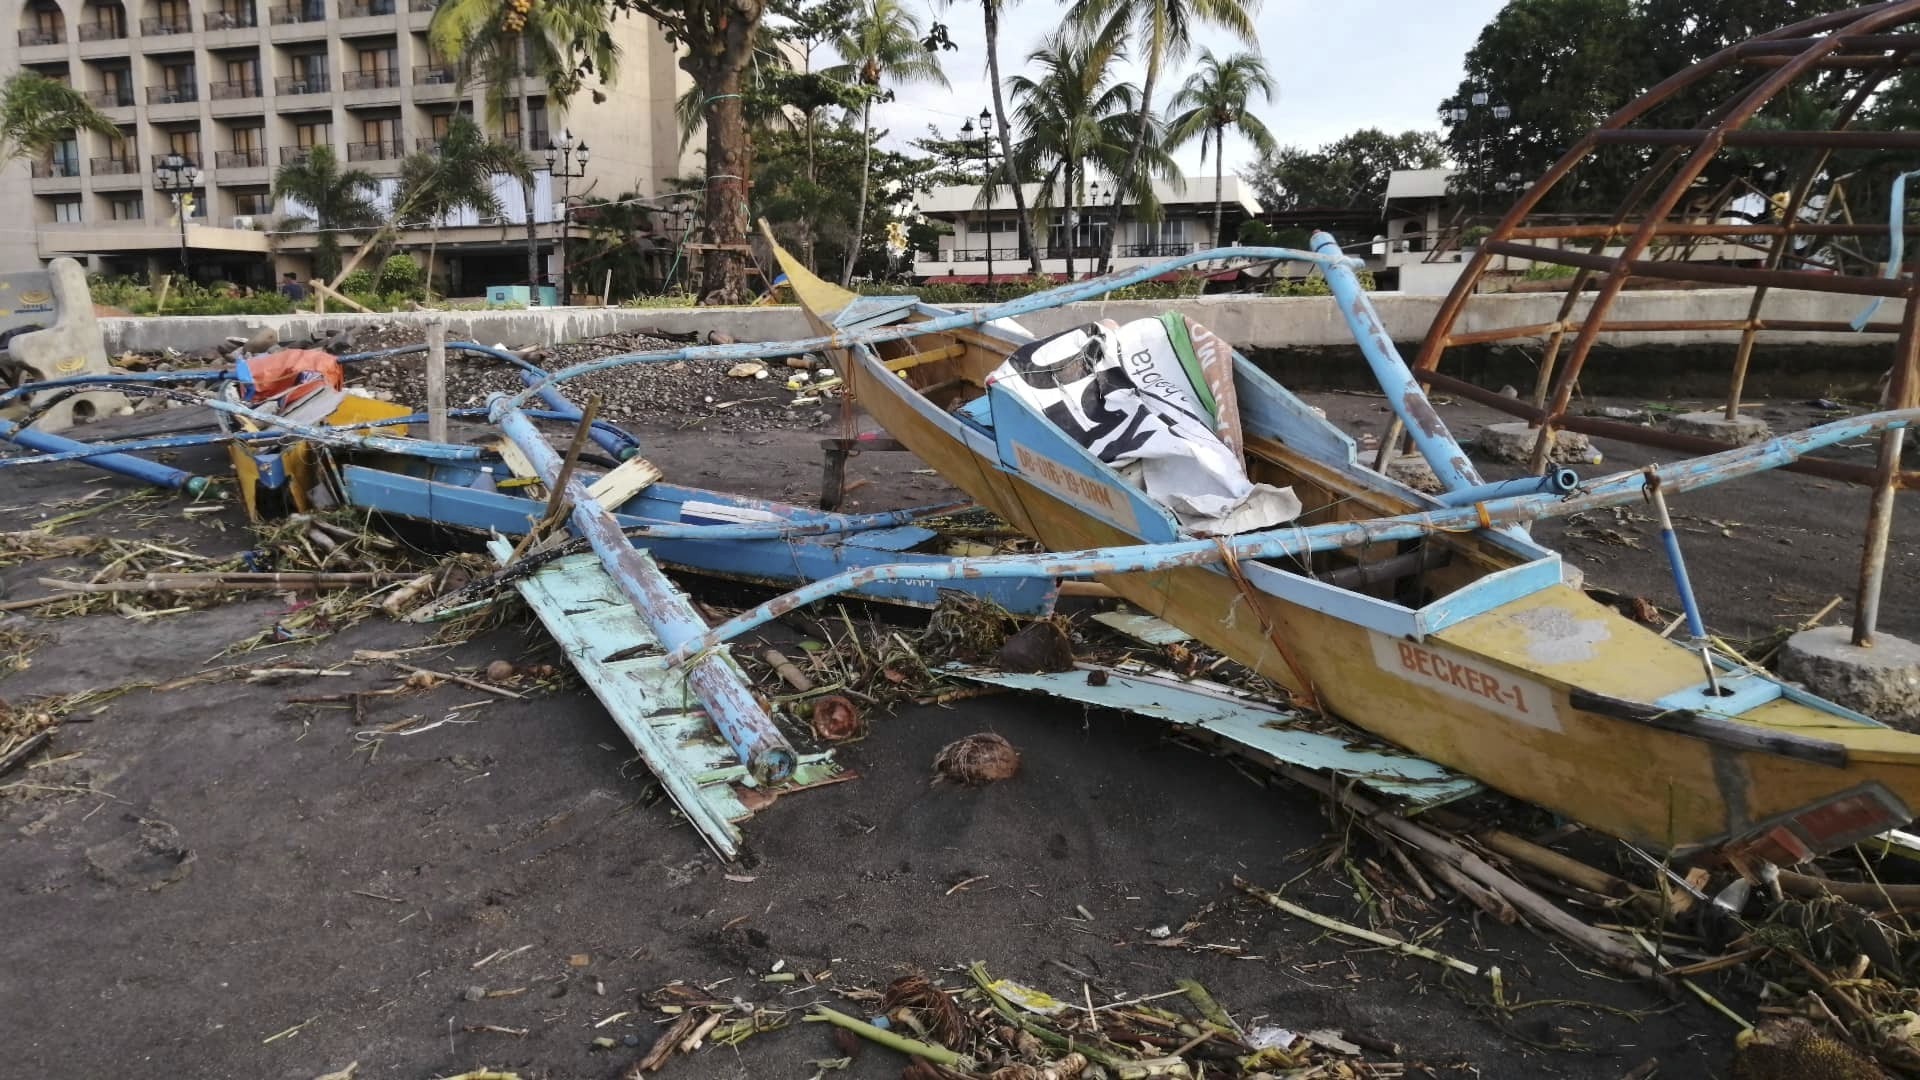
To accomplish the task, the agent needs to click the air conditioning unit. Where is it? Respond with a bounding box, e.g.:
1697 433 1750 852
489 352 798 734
231 215 256 230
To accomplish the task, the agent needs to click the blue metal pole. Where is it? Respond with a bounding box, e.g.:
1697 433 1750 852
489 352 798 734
1644 475 1708 642
494 399 797 785
659 409 1920 663
1432 468 1579 508
0 418 210 494
1311 230 1483 494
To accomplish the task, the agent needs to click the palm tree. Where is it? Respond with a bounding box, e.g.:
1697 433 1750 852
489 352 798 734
395 116 533 296
1009 17 1167 278
1165 49 1275 249
272 145 380 281
1 70 117 167
1070 0 1258 272
430 0 619 300
827 0 947 286
945 0 1046 278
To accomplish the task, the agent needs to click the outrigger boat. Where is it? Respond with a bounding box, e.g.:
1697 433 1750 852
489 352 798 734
742 229 1920 863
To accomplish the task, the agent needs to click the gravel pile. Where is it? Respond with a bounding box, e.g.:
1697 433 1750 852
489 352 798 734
353 330 840 432
123 326 842 433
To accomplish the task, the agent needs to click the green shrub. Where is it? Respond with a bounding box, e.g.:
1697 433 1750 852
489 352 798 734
338 268 375 295
376 253 423 297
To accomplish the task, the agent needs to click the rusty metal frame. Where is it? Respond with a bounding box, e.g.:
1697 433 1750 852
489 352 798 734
1407 0 1920 648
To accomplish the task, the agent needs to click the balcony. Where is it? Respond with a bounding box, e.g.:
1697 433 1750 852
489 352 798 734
267 2 326 29
30 160 82 179
413 135 443 151
274 73 331 95
338 0 394 15
216 148 267 168
342 68 400 90
146 84 198 105
89 155 143 187
203 8 258 28
346 139 402 161
77 21 125 40
150 152 203 170
17 27 64 46
279 144 317 163
1113 242 1197 258
210 79 263 100
412 63 455 85
408 0 435 9
137 15 191 34
83 88 135 108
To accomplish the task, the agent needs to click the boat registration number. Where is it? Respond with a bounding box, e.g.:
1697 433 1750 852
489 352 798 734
1010 442 1140 532
1371 634 1560 731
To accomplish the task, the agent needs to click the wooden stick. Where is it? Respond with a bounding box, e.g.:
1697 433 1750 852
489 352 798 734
389 662 525 700
1272 762 1657 977
0 594 67 613
806 1006 972 1069
0 730 51 779
308 278 373 314
1414 849 1519 923
760 648 814 693
1236 877 1480 974
1778 867 1920 910
425 317 448 444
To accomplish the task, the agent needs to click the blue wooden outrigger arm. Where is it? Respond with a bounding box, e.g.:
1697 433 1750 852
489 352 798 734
657 409 1920 666
492 398 799 785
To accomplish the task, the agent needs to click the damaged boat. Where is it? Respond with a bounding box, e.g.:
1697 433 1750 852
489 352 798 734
762 229 1920 864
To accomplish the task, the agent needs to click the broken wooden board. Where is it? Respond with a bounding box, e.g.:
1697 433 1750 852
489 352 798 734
1091 611 1193 647
587 455 664 508
942 660 1481 809
488 539 841 858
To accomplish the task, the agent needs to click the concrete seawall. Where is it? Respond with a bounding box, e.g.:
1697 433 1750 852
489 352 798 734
100 287 1902 359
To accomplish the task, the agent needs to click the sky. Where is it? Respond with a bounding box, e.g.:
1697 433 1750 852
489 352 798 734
858 0 1510 181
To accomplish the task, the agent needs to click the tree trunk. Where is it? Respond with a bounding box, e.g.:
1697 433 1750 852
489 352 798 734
426 229 439 298
685 0 762 306
1100 40 1162 275
1212 127 1225 249
803 107 817 272
517 79 542 306
1063 163 1076 280
840 94 874 287
983 0 1042 279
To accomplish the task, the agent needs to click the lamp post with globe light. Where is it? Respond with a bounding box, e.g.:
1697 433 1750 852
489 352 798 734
545 129 590 304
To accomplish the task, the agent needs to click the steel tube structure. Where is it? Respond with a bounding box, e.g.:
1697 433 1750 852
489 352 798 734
494 400 797 785
0 418 209 493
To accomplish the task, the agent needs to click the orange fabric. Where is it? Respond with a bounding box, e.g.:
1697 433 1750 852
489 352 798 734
243 349 343 402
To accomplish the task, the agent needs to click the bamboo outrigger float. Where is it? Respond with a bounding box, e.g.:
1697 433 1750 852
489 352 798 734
744 230 1920 863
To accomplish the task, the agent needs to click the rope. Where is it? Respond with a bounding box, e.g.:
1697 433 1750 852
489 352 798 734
1213 536 1322 713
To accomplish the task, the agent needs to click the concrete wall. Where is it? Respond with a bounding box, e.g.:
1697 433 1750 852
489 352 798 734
99 286 1907 356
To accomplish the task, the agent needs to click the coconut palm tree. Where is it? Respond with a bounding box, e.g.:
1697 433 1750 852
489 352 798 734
395 116 534 296
826 0 948 285
943 0 1045 277
1009 17 1175 278
1 71 118 167
1069 0 1258 272
272 145 380 281
430 0 619 300
1165 48 1276 249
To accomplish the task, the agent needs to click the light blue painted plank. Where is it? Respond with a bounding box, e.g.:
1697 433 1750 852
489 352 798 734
942 662 1479 807
1091 611 1192 646
842 525 939 552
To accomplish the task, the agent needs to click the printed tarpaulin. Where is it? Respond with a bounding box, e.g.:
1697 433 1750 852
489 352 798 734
988 316 1300 534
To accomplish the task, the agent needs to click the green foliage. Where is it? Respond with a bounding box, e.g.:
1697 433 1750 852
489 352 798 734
1265 268 1375 296
376 253 425 296
273 145 380 281
1 71 119 167
1248 129 1445 212
754 118 932 282
337 268 375 294
88 277 296 316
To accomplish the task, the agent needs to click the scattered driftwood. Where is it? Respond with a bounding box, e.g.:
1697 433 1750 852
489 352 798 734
0 730 50 778
38 571 411 594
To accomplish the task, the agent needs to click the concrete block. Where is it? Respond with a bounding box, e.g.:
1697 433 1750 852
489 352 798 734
1475 421 1603 466
2 258 127 430
1384 454 1442 494
1664 409 1771 446
1778 626 1920 730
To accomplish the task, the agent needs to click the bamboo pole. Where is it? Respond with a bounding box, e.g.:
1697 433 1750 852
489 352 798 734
425 317 448 444
1235 878 1480 975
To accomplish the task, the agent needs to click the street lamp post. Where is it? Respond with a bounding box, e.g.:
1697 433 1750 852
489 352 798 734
153 152 200 278
961 108 995 288
545 129 590 305
1446 90 1511 213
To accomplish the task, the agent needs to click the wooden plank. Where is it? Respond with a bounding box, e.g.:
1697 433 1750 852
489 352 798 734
586 456 664 509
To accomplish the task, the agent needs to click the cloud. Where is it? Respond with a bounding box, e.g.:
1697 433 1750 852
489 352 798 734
855 0 1506 181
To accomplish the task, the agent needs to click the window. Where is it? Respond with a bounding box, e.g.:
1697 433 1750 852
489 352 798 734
430 111 452 140
234 190 270 215
51 131 79 174
52 198 82 223
295 120 329 148
232 126 262 153
162 62 196 96
361 116 398 145
93 3 126 35
500 109 521 145
358 46 395 74
526 100 548 147
32 4 63 35
155 0 187 21
100 67 131 104
292 53 328 80
109 195 143 220
168 128 200 159
226 56 259 84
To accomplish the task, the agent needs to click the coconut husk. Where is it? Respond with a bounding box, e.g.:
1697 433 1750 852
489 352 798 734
1731 1018 1881 1080
881 973 971 1048
810 695 865 742
933 733 1021 786
993 620 1073 674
